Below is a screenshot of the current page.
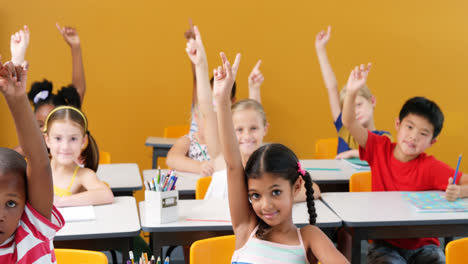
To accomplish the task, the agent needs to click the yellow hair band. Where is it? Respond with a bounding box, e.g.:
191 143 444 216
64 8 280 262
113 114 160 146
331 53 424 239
43 106 88 133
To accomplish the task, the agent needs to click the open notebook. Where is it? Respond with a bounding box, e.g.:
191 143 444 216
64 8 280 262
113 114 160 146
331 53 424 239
342 158 370 170
403 192 468 212
57 205 96 222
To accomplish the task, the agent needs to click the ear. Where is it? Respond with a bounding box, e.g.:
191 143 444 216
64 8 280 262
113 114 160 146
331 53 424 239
44 134 51 148
395 117 401 131
370 95 376 108
293 176 303 196
263 122 269 136
431 137 437 145
231 96 237 104
81 133 89 150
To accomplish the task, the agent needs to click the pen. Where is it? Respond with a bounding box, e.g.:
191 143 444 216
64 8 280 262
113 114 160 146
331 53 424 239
144 252 148 263
149 180 155 191
157 167 161 184
129 251 134 264
453 154 462 184
163 257 169 264
144 181 150 191
196 142 208 160
156 256 161 264
170 176 178 190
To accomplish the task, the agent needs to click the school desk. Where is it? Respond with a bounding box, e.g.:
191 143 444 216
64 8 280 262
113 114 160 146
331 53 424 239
97 163 143 196
321 191 468 264
299 159 370 192
145 137 177 169
139 199 343 258
143 169 200 199
55 196 141 261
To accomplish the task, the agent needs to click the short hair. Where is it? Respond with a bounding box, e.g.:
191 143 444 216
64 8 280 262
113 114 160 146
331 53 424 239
231 99 267 127
339 84 373 107
398 96 444 139
210 77 236 101
0 148 27 181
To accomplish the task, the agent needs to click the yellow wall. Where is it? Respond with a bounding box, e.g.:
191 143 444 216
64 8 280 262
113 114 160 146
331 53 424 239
1 0 468 194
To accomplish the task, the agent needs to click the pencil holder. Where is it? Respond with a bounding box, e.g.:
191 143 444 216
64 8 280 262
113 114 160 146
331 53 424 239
145 190 179 224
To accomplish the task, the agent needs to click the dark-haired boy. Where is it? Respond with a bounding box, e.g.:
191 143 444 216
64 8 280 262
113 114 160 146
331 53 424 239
342 64 468 263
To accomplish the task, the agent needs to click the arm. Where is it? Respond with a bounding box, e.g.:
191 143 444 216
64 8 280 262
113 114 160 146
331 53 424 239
10 25 30 66
0 61 53 220
185 26 222 158
341 64 372 148
184 20 198 106
166 136 214 176
315 26 341 121
248 60 264 103
335 149 359 159
303 226 349 264
54 169 114 207
56 23 86 103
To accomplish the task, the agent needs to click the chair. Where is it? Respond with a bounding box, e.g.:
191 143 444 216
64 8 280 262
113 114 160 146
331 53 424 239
349 171 372 192
446 237 468 264
99 151 111 164
195 176 212 200
314 138 338 159
190 235 236 264
55 248 108 264
164 125 191 138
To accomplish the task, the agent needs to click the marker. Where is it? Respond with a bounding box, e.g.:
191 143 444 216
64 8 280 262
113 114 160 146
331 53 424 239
453 154 462 184
144 181 150 191
163 257 169 264
149 180 155 191
157 167 161 184
156 256 161 264
196 142 208 160
170 176 178 190
129 251 134 264
144 252 148 263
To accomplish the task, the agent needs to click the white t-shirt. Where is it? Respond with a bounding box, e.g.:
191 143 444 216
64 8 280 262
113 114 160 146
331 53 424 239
204 169 228 200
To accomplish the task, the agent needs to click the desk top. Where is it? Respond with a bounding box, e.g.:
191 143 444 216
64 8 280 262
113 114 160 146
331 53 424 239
139 199 342 232
299 159 369 183
56 196 141 240
97 163 143 192
145 137 177 147
321 191 468 227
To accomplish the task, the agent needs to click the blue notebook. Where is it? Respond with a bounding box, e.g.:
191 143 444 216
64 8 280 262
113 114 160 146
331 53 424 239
342 158 369 170
403 192 468 212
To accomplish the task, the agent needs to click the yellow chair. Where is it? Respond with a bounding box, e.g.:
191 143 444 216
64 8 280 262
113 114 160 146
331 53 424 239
349 171 372 192
164 125 191 138
55 248 108 264
190 235 235 264
314 138 338 159
446 237 468 264
99 151 111 164
195 176 212 200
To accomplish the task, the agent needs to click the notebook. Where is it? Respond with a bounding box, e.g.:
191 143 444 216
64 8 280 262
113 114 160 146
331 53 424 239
403 192 468 212
342 158 370 170
57 205 96 222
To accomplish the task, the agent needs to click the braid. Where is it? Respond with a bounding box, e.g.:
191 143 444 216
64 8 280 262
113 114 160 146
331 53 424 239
302 171 317 225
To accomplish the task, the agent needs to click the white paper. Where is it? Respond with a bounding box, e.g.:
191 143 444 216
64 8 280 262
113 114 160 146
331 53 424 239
58 205 96 222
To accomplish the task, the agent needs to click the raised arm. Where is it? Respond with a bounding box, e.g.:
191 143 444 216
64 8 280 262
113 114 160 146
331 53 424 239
56 23 86 103
248 60 264 103
185 26 222 158
10 25 30 66
184 19 198 106
315 26 341 121
342 64 371 148
213 52 257 234
0 60 53 220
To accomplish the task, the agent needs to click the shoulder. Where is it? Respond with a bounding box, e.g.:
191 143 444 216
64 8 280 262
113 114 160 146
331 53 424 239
20 203 64 238
77 167 98 180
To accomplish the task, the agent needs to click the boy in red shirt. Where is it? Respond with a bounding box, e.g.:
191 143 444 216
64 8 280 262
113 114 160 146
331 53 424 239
342 63 468 263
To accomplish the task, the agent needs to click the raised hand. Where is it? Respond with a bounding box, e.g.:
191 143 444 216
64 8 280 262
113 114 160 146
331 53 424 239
56 23 81 48
10 25 30 66
315 26 331 50
185 26 208 66
0 59 29 98
184 19 196 40
248 60 264 93
345 63 371 94
213 52 241 100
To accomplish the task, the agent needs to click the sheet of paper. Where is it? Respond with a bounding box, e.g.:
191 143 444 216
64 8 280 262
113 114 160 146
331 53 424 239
58 205 96 222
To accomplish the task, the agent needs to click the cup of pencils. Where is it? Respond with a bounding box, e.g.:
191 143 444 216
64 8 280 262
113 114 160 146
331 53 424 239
144 170 179 224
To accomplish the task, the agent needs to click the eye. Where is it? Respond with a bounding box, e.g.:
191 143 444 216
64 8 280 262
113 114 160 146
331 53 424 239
250 193 260 200
71 137 77 141
54 136 61 141
250 127 258 131
406 125 413 129
421 132 428 137
6 200 17 208
272 189 281 196
236 128 243 132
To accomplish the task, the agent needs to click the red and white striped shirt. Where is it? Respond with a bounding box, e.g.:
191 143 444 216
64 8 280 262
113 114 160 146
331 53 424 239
0 203 64 263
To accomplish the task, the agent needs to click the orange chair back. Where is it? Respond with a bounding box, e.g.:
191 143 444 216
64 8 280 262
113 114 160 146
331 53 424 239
349 171 372 192
446 237 468 264
315 138 338 159
190 235 235 264
164 125 191 138
196 176 212 200
99 151 111 164
55 248 108 264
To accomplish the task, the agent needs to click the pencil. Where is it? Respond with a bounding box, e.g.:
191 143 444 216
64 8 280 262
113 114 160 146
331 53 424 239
453 154 462 184
196 142 208 160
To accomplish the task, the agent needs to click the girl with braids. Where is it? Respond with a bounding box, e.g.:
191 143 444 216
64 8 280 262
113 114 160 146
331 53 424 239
43 106 114 207
212 52 349 263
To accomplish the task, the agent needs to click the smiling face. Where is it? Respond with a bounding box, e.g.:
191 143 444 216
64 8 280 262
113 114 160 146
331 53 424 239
45 120 87 165
394 113 435 161
0 170 26 245
233 109 267 159
247 173 300 227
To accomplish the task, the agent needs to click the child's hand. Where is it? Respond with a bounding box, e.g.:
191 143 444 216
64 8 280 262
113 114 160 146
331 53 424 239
200 160 214 177
0 60 29 98
56 23 81 48
446 177 461 201
185 26 208 66
345 63 371 94
315 26 331 50
10 25 30 66
335 149 358 159
212 52 241 101
248 60 264 92
184 19 196 40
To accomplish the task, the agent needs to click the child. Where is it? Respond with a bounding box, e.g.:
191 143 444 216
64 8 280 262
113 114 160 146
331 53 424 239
211 53 348 264
0 59 64 263
315 26 390 159
185 26 320 200
342 63 468 263
43 106 114 207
